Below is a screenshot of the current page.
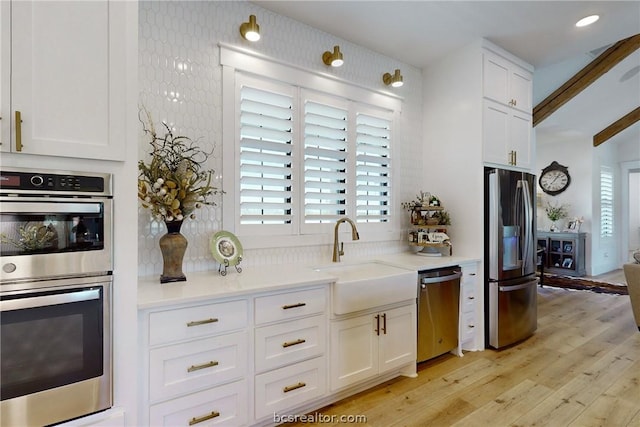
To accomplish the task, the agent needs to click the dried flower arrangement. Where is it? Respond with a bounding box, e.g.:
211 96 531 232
137 109 221 223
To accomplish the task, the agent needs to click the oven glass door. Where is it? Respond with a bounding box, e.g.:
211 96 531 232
0 199 106 257
0 285 105 400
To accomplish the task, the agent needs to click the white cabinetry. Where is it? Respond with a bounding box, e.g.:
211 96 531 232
482 49 534 170
1 0 131 160
483 51 532 113
458 262 480 351
253 286 328 421
140 299 249 426
330 303 416 391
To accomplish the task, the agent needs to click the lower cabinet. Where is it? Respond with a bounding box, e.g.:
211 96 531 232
459 261 480 351
330 303 416 391
253 286 328 422
254 357 327 420
139 298 250 426
140 283 421 425
149 380 248 426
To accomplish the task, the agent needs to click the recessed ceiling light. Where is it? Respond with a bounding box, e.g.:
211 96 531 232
576 15 600 27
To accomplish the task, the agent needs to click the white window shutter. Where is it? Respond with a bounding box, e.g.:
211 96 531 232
355 111 391 223
239 83 294 225
303 98 349 224
600 167 613 238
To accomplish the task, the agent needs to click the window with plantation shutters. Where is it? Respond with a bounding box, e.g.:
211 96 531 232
600 167 613 238
223 47 401 241
303 97 348 224
355 111 391 223
239 83 294 225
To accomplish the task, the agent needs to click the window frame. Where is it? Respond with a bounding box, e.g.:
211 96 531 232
600 166 614 239
221 44 402 248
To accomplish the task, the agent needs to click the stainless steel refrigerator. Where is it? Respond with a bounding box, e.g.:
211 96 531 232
485 167 538 349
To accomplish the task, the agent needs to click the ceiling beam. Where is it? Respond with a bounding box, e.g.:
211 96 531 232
533 33 640 127
593 107 640 146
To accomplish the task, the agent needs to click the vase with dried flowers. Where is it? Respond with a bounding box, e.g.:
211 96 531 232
138 109 221 283
545 201 569 232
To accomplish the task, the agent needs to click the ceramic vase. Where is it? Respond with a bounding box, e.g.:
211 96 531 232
159 220 187 283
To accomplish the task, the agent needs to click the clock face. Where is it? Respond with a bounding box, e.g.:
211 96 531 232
539 162 571 195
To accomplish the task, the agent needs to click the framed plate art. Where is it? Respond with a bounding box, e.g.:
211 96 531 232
210 231 243 274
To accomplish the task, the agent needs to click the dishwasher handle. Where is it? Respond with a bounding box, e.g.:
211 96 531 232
420 271 461 286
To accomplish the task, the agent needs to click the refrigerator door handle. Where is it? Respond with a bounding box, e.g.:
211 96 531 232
488 171 499 279
520 179 534 274
499 280 538 292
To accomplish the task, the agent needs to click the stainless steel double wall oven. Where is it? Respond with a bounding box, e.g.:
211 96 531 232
0 167 113 426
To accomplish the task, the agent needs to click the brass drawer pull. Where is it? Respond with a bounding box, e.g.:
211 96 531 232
186 318 218 327
15 111 23 152
189 411 220 425
381 313 387 334
283 382 306 393
282 302 306 310
282 338 306 348
187 360 219 373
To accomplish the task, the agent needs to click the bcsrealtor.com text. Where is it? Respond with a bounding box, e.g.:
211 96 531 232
274 412 367 424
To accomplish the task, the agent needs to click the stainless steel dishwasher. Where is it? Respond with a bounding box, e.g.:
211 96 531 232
417 266 462 362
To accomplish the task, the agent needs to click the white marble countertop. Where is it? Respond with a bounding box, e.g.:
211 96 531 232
378 253 480 271
138 264 337 310
137 251 480 310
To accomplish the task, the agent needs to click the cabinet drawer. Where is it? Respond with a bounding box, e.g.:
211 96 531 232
460 263 478 284
254 357 327 420
255 315 326 373
255 287 326 325
150 379 248 426
149 299 248 346
149 331 247 402
461 285 476 313
460 311 476 342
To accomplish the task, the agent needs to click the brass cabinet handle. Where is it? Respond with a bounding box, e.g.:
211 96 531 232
374 314 380 336
282 302 306 310
282 338 306 348
381 313 387 335
283 382 306 393
513 150 517 165
187 360 219 373
15 111 22 152
186 318 218 327
189 411 220 425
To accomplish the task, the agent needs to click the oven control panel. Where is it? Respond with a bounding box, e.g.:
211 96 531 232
0 169 110 195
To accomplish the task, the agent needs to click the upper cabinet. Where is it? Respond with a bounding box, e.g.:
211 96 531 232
482 48 534 171
1 1 132 161
483 51 532 113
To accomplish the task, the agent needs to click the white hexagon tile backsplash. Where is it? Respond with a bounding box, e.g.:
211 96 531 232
138 1 422 276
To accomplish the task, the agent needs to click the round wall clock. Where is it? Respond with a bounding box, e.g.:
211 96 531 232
539 161 571 196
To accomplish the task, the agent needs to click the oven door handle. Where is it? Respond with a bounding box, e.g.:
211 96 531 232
0 288 100 311
0 201 102 214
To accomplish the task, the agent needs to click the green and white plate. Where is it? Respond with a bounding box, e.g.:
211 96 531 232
210 231 243 266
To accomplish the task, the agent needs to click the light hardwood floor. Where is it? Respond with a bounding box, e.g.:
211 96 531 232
286 287 640 426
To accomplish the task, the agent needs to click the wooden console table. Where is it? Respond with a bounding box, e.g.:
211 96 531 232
537 231 586 277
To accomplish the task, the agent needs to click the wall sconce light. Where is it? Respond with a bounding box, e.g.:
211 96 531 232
240 14 260 42
322 45 344 67
383 69 404 87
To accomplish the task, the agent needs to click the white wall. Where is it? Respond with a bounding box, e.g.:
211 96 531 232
422 40 483 258
626 169 640 257
138 1 423 275
536 128 640 275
